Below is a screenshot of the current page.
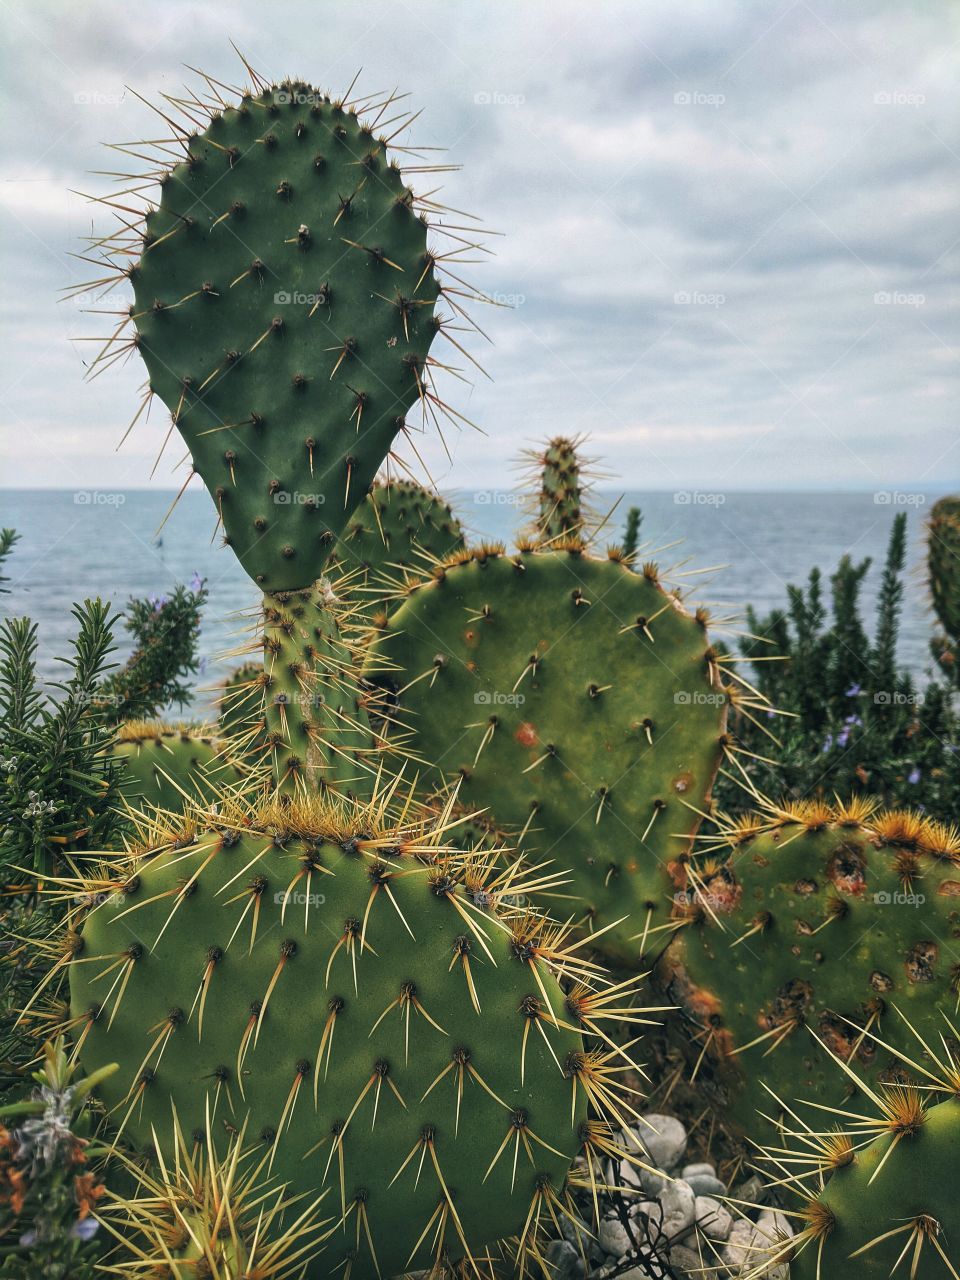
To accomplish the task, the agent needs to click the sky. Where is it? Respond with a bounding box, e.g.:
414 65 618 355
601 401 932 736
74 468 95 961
0 0 957 495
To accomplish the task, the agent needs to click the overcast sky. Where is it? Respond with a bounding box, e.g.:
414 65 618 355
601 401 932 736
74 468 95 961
0 0 957 494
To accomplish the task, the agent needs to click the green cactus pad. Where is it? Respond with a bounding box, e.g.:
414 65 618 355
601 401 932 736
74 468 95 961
217 660 264 740
109 721 247 812
327 479 464 622
790 1098 960 1279
109 77 461 591
659 800 960 1143
66 793 641 1278
364 543 729 965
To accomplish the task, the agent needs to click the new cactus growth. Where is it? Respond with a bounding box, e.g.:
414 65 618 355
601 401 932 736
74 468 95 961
66 790 651 1277
659 799 960 1143
364 541 736 965
522 436 595 546
327 479 464 622
927 495 960 687
109 721 248 812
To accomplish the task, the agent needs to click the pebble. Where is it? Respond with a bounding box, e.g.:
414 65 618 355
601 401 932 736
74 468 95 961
669 1243 718 1278
545 1237 586 1280
695 1195 733 1241
658 1178 696 1240
721 1213 791 1277
686 1172 727 1197
598 1215 636 1258
638 1114 688 1170
681 1161 716 1179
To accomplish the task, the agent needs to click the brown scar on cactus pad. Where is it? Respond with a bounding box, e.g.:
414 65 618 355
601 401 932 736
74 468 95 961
659 797 960 1144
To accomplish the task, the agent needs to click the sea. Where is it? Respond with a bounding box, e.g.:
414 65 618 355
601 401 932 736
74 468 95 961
0 488 946 715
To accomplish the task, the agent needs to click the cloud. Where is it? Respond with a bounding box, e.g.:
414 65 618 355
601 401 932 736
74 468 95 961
0 0 956 494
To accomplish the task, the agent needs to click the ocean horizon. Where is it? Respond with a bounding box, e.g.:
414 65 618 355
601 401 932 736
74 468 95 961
0 487 945 714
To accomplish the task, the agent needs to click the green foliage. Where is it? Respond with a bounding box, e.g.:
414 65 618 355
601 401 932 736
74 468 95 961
96 580 207 722
0 1040 116 1279
0 603 125 881
0 532 17 595
365 542 728 965
718 514 960 821
66 793 637 1278
658 799 960 1145
928 495 960 688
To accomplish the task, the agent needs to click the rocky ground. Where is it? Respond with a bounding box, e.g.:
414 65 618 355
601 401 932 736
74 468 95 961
544 1113 794 1279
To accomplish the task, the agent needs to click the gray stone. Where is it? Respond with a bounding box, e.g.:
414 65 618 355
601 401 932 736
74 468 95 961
638 1113 688 1170
721 1213 791 1277
616 1154 645 1191
598 1214 635 1258
686 1173 727 1197
658 1178 696 1240
639 1164 671 1196
544 1237 585 1280
695 1195 733 1241
681 1161 716 1179
669 1243 718 1278
731 1173 766 1206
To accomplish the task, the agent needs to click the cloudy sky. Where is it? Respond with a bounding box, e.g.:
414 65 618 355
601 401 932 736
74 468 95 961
1 0 957 493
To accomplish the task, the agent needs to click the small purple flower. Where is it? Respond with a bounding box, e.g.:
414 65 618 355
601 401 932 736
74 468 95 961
70 1218 100 1242
190 571 205 593
837 729 849 747
147 592 169 612
822 734 834 753
907 767 921 784
844 714 862 727
845 683 861 697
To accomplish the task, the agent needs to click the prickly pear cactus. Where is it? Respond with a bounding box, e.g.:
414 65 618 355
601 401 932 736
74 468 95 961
522 436 593 546
789 1098 960 1279
109 721 247 812
97 75 456 592
327 479 464 621
659 800 960 1143
217 659 263 739
364 542 731 965
68 793 644 1277
928 495 960 687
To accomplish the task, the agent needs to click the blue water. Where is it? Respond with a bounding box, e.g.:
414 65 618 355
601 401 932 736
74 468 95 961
0 488 944 714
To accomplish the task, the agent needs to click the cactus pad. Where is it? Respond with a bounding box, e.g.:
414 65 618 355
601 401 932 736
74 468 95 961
659 800 960 1143
364 543 729 965
67 792 644 1277
109 721 247 812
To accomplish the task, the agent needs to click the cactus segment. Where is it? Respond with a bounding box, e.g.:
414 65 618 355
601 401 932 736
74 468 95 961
66 792 648 1277
521 436 595 547
928 495 960 687
364 543 729 965
327 479 464 622
659 801 960 1143
109 721 247 812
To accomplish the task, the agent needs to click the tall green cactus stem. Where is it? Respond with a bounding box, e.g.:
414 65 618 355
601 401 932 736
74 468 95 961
260 584 377 798
326 479 464 623
522 436 594 546
109 721 247 812
659 800 960 1144
928 495 960 688
364 542 733 965
67 792 648 1278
